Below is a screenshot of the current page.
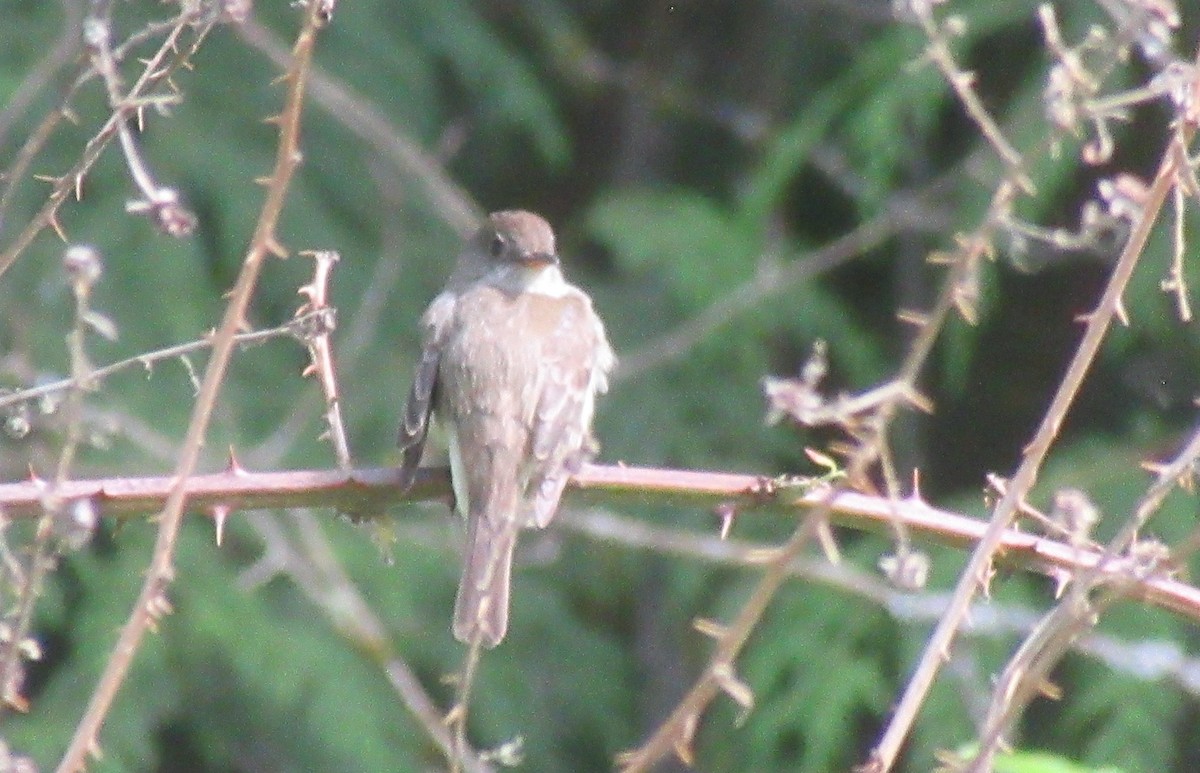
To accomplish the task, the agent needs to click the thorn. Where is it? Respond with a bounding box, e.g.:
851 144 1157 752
712 661 754 724
896 308 929 327
816 520 840 564
75 173 85 201
715 502 736 539
903 386 935 414
909 468 923 502
1050 567 1071 598
211 505 231 547
673 712 698 765
692 617 727 640
254 175 272 186
1036 678 1063 700
3 687 29 713
804 447 839 473
26 464 43 484
48 211 67 241
225 446 247 475
443 703 465 727
265 237 288 259
262 114 283 126
301 363 318 378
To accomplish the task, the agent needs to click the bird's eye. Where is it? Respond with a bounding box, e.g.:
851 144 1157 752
489 234 506 257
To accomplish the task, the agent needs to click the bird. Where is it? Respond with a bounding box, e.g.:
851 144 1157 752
398 210 615 648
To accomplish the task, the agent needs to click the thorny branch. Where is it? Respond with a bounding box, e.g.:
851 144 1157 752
965 404 1200 770
0 464 1199 622
295 251 351 470
53 4 331 770
0 309 330 415
867 5 1197 772
565 508 1200 701
0 245 106 716
0 2 213 277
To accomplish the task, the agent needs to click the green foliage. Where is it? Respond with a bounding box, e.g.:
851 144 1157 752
709 576 893 772
956 745 1125 773
2 0 1200 771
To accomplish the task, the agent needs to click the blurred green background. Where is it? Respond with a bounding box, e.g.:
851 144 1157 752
3 0 1200 771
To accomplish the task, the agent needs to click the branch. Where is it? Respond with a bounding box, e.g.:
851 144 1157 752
866 40 1200 773
1 463 1198 622
53 4 330 769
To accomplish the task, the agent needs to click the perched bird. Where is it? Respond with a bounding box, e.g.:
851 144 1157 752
398 210 615 647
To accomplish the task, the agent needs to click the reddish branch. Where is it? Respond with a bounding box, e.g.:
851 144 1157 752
3 462 1199 623
50 6 330 771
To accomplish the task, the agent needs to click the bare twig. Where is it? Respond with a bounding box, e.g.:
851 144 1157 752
53 5 330 769
966 410 1200 770
0 244 105 716
0 463 1198 620
83 4 197 237
243 509 495 773
0 6 206 278
564 507 1200 698
0 309 330 413
295 251 352 469
867 44 1200 773
902 0 1030 187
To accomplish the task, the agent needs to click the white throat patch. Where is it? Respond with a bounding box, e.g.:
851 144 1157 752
493 265 572 298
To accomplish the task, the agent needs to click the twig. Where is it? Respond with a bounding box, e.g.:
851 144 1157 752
0 6 205 279
53 5 330 770
83 3 197 236
0 464 1198 620
0 309 329 413
244 509 494 773
966 409 1200 770
295 251 351 469
866 46 1200 773
904 0 1030 188
563 508 1200 698
0 244 104 715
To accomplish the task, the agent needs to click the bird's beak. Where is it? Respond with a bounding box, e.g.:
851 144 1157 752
517 251 559 268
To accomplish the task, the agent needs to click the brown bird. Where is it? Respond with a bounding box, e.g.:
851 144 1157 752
398 210 615 647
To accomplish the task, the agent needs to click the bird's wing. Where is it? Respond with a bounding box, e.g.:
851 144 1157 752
397 292 456 490
528 292 615 527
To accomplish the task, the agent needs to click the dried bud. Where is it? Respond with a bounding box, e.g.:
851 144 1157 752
53 498 99 551
126 188 197 237
1098 174 1149 223
1049 487 1099 545
219 0 253 23
63 245 103 288
4 412 30 439
879 549 930 590
763 341 829 426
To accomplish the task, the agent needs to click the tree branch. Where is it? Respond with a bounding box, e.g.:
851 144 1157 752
2 463 1198 623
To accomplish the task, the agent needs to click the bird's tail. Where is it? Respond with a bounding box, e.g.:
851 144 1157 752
453 514 517 648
